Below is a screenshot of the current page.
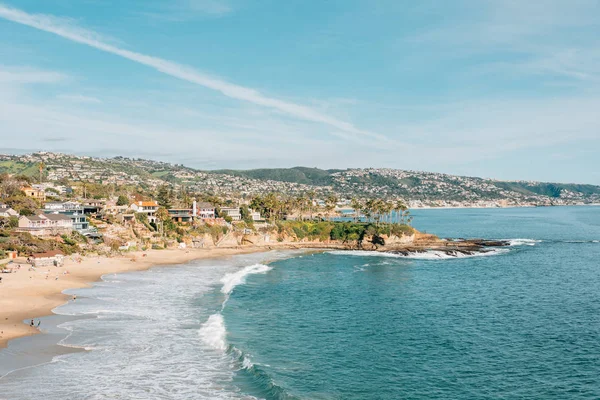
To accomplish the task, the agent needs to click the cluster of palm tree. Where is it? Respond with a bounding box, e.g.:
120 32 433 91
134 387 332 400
350 198 412 225
247 192 412 225
250 191 338 221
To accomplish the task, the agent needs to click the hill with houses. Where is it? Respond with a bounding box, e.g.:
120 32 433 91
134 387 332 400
1 152 599 208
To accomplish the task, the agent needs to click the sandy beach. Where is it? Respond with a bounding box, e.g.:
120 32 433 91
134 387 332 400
0 246 278 348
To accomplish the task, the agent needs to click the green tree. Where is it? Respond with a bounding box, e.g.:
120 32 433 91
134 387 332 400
155 207 171 236
117 195 129 206
156 185 172 209
240 205 253 224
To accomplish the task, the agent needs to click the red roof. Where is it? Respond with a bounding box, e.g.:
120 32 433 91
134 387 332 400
31 250 64 258
137 201 158 207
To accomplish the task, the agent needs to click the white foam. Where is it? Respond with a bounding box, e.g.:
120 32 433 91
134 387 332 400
199 313 227 352
328 249 509 260
505 238 541 246
220 264 272 296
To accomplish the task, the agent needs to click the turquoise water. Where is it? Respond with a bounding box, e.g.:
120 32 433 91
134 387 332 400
1 206 599 399
225 206 600 399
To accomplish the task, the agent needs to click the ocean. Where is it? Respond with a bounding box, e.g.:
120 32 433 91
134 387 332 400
1 206 599 399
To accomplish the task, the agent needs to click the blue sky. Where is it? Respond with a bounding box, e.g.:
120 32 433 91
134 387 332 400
0 0 599 184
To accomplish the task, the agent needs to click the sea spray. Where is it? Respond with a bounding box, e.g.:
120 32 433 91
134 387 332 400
221 264 272 296
199 314 227 351
505 238 541 246
201 263 274 353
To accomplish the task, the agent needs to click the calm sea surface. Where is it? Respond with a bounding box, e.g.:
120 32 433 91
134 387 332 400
1 206 599 399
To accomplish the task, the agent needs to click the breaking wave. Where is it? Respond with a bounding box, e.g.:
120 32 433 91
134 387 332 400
198 314 227 352
505 238 541 246
199 262 296 399
221 264 272 296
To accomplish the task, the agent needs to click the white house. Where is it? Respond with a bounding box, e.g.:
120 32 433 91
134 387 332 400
130 201 159 223
17 214 73 236
249 208 262 221
221 207 242 221
0 205 18 218
195 202 215 219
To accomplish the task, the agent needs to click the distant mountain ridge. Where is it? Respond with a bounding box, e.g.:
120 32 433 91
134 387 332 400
1 152 599 207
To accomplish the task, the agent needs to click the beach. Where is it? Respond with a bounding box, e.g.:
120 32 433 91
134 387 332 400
0 246 275 348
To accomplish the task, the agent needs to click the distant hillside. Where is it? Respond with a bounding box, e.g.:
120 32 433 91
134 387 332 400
211 167 338 186
1 152 599 207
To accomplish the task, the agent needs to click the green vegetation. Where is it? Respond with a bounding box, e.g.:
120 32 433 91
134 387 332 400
276 221 414 245
211 167 339 185
116 195 129 206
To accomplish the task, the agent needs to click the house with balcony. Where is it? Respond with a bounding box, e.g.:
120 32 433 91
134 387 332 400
168 208 193 223
43 201 90 233
17 213 73 236
195 202 215 219
220 207 242 221
131 200 159 223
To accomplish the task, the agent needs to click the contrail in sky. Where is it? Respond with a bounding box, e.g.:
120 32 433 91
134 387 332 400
0 3 385 141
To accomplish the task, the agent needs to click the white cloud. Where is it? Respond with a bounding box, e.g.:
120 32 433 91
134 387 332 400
56 94 102 104
0 3 385 142
0 65 66 84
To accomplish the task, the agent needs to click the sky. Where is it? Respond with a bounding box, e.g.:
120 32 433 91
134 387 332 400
0 0 599 184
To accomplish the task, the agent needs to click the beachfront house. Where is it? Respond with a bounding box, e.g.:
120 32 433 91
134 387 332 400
43 201 90 233
130 200 159 223
31 250 64 267
168 208 194 223
195 202 216 219
220 207 242 221
17 214 74 236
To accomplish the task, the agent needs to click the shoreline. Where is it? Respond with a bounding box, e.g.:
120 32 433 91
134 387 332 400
0 245 291 349
0 236 511 349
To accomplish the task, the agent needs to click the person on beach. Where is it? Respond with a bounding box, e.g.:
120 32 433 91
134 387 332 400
30 319 34 327
37 320 41 327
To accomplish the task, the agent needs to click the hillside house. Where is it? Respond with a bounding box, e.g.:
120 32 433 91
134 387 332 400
43 202 90 232
21 186 46 201
168 209 193 223
17 214 73 236
249 208 262 221
131 201 159 223
0 206 18 218
195 202 215 219
221 207 242 221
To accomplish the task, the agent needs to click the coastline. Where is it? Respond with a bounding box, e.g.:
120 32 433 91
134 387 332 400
0 229 519 350
0 245 288 349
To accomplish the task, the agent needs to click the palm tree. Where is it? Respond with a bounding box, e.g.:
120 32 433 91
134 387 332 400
350 198 362 222
37 162 45 184
156 207 171 237
325 194 338 221
306 190 316 220
363 199 375 223
395 200 408 224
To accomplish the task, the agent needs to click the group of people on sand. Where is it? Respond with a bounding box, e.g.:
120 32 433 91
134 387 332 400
29 319 41 327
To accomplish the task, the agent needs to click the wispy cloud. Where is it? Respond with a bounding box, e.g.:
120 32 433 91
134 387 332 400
0 65 66 84
139 0 234 21
0 3 383 141
57 93 102 104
